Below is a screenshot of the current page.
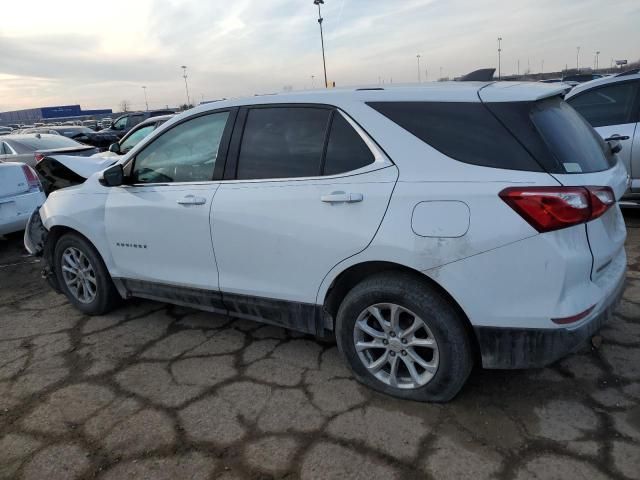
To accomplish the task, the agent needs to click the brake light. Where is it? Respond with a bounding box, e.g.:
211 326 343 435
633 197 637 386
34 153 45 163
21 164 42 192
499 186 615 233
588 186 615 219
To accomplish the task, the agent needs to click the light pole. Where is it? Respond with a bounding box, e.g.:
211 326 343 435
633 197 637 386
416 54 422 82
541 60 544 75
313 0 328 88
181 65 191 107
439 66 443 80
311 75 315 88
595 51 600 70
497 37 502 80
576 46 580 70
141 86 149 111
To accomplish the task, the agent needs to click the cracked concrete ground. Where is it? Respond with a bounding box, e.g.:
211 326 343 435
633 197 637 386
0 211 639 479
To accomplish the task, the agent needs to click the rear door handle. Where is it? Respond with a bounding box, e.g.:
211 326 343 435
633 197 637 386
321 191 363 203
604 134 630 141
177 195 206 205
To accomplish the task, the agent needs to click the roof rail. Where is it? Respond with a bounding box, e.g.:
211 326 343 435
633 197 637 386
615 68 640 77
356 87 384 91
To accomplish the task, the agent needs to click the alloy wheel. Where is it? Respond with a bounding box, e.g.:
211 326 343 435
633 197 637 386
353 303 439 389
60 246 97 304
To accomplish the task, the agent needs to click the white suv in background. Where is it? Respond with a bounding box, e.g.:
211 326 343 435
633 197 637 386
25 83 627 402
566 69 640 206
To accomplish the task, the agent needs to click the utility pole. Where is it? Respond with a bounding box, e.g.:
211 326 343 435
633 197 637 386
416 54 422 82
141 86 149 111
181 66 191 107
313 0 328 88
497 37 502 80
576 46 580 70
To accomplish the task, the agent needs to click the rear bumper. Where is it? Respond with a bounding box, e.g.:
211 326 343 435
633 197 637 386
475 271 625 369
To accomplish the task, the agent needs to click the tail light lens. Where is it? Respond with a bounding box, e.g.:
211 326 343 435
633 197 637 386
500 186 615 233
21 164 43 192
34 153 45 163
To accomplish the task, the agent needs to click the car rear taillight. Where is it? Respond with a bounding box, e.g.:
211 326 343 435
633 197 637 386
34 153 45 163
21 164 42 192
588 186 615 219
499 186 615 233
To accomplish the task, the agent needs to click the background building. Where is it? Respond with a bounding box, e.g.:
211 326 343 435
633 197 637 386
0 105 112 125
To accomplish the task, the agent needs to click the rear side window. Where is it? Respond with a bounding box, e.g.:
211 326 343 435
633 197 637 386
567 82 639 127
530 97 614 173
323 114 375 175
237 107 330 180
367 102 541 171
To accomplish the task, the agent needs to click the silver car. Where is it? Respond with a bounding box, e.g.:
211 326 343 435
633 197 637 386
566 69 640 205
0 134 99 167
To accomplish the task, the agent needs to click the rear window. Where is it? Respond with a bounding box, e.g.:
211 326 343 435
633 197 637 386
530 97 614 173
12 136 81 152
367 101 542 171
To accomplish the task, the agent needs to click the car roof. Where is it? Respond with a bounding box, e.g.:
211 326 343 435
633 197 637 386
565 71 640 98
180 82 567 120
136 114 175 126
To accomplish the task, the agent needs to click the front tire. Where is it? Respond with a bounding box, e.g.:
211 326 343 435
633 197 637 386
335 271 473 402
53 233 121 315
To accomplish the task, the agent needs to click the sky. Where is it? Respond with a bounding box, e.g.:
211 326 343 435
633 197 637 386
0 0 639 112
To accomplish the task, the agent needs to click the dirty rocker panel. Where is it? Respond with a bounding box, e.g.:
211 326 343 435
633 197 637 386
115 278 323 335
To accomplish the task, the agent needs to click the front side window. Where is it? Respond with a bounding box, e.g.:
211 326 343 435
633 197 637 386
568 82 639 127
132 111 229 184
120 125 155 153
236 107 331 180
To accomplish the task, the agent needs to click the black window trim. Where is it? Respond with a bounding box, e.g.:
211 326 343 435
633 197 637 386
124 107 238 187
223 103 391 183
567 78 640 125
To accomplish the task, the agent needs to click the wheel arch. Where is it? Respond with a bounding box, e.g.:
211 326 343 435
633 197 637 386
321 260 481 361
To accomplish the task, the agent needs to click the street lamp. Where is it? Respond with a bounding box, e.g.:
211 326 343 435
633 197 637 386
576 46 580 70
497 37 502 80
311 75 315 88
416 54 422 83
595 51 600 70
181 65 191 107
141 86 149 111
313 0 328 88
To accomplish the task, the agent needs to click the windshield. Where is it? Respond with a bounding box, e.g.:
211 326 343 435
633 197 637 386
12 136 82 152
530 97 615 173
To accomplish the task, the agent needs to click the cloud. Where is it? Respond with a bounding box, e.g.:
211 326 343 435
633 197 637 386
0 0 639 111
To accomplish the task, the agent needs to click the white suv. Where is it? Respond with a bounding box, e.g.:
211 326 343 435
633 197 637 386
25 83 628 402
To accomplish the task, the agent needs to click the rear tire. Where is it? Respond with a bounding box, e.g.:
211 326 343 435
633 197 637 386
53 233 121 315
335 271 473 402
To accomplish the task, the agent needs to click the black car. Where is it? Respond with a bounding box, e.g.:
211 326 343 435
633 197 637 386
34 126 120 150
100 109 175 139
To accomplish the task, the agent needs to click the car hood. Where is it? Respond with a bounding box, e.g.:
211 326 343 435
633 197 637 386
47 155 117 179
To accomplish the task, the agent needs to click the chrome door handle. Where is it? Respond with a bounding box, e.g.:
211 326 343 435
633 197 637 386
321 191 363 203
177 195 206 205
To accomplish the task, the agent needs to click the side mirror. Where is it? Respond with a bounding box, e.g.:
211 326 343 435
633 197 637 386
108 142 121 154
609 140 623 155
101 164 124 187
